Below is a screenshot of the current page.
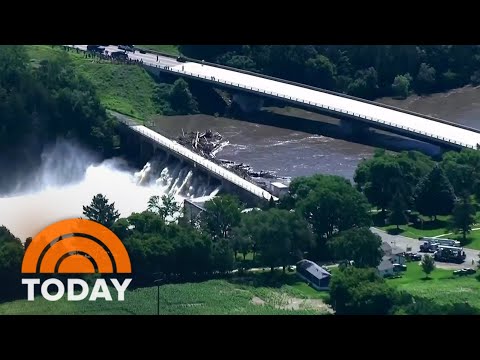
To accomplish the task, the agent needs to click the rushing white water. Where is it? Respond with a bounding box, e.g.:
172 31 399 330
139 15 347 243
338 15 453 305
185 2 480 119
0 139 220 241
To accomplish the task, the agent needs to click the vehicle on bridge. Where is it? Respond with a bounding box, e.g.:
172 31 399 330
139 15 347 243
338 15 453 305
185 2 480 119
86 45 105 54
118 45 135 53
177 56 187 62
111 51 128 60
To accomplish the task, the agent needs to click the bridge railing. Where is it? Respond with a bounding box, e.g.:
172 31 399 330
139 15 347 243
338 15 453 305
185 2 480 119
117 118 275 200
149 63 477 150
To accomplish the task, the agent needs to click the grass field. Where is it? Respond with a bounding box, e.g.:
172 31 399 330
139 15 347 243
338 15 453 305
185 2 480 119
25 45 160 122
0 274 330 315
387 263 480 308
136 45 180 56
377 211 480 247
445 231 480 250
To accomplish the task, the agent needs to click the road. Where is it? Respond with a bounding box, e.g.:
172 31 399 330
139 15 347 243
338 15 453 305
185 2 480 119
371 227 479 270
66 45 480 150
68 45 181 68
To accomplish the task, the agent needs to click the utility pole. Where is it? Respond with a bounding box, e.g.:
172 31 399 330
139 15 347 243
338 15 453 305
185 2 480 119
154 278 163 315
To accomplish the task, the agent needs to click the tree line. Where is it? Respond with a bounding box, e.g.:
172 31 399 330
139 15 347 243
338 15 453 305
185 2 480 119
0 46 118 194
0 46 201 194
178 45 480 99
355 148 480 242
2 146 480 312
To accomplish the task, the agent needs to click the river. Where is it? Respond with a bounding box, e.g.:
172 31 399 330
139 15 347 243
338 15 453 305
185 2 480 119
153 85 480 181
1 86 480 240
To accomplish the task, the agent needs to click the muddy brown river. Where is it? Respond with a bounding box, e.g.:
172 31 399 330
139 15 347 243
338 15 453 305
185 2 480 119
152 86 480 181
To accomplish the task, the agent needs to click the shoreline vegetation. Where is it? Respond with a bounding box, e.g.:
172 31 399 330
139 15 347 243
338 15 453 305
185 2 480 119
2 45 480 315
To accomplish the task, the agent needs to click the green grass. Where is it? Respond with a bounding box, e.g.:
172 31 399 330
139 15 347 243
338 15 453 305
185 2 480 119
380 222 448 239
444 230 480 250
231 270 330 301
0 278 329 315
387 263 480 308
376 211 480 241
25 45 160 122
136 45 180 56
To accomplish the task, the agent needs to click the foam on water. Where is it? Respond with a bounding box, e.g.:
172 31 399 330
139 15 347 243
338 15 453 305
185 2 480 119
0 139 220 240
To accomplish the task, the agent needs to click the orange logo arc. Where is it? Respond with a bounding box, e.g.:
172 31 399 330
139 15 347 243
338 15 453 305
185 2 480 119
22 219 131 274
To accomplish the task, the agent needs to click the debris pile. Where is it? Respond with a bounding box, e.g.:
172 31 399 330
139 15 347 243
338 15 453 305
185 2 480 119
177 130 223 159
176 130 281 188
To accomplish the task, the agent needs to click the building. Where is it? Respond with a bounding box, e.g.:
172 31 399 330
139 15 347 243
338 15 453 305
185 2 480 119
268 182 289 198
377 241 406 277
296 259 331 291
183 199 205 223
381 242 406 265
377 257 395 277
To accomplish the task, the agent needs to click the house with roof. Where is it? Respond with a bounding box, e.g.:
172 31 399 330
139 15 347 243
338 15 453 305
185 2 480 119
381 242 406 265
296 259 331 291
377 241 406 277
377 256 395 277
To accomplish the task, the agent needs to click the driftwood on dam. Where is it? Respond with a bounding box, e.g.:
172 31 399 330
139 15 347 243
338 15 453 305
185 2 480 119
176 130 279 187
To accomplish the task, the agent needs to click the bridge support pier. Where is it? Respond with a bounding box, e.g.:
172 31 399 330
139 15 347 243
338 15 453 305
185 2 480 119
340 119 369 137
232 93 264 113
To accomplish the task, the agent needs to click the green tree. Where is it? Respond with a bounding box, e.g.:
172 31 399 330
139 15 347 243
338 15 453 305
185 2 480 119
388 192 409 229
148 194 180 221
248 209 313 272
231 224 252 261
347 67 378 99
391 73 412 98
440 149 480 198
414 166 456 220
217 53 258 71
329 267 396 315
354 151 434 214
111 218 131 240
0 226 24 300
169 78 199 115
450 194 476 243
415 62 436 94
82 193 120 228
305 54 337 89
328 227 383 268
200 195 242 240
421 254 435 278
127 211 165 234
292 175 371 259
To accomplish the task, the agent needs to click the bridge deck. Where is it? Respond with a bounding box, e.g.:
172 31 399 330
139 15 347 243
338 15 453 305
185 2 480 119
70 45 480 149
117 117 276 201
165 62 480 150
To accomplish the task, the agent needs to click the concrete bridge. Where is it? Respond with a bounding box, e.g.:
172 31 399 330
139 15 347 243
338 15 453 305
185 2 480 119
113 113 277 205
68 45 480 151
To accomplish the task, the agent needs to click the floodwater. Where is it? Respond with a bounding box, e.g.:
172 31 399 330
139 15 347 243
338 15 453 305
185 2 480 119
153 85 480 181
2 85 480 240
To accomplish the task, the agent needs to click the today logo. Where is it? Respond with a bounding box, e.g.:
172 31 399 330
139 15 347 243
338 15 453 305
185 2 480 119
21 218 132 302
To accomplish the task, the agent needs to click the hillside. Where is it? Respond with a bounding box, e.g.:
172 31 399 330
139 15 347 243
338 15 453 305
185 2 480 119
26 46 163 122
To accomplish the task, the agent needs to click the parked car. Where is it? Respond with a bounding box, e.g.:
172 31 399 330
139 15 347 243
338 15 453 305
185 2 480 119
453 268 476 276
405 252 422 261
393 264 407 272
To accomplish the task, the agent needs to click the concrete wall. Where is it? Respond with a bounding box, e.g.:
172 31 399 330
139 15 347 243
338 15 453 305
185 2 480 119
116 121 269 207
